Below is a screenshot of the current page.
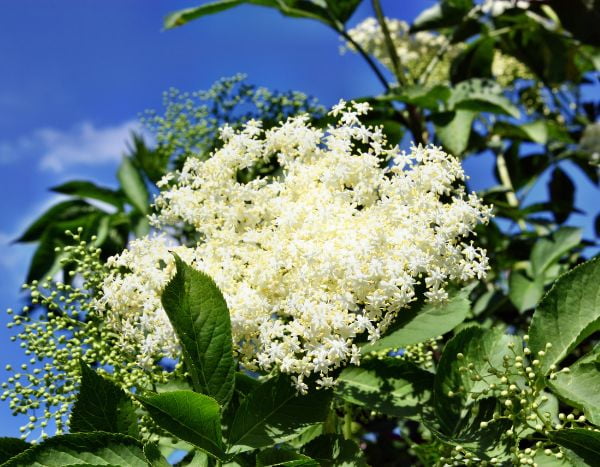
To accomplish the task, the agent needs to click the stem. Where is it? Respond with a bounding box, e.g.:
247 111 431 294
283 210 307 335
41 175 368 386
371 0 406 87
337 27 390 92
370 0 428 144
496 151 527 231
323 406 338 434
343 403 353 440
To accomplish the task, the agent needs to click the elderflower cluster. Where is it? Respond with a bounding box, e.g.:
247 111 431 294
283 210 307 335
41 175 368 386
344 17 533 86
343 18 455 85
101 100 491 391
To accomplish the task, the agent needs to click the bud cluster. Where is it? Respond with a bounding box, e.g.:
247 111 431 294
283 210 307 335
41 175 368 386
441 335 593 466
2 230 178 440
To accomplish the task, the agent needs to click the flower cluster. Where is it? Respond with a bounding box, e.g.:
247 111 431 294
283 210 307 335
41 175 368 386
101 101 491 390
344 17 533 86
343 18 455 85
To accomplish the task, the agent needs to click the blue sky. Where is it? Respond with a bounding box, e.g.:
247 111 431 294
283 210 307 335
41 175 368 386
0 0 597 438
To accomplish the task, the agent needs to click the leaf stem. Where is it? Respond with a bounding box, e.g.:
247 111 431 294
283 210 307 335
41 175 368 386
371 0 406 87
336 27 390 92
343 403 353 440
496 151 527 231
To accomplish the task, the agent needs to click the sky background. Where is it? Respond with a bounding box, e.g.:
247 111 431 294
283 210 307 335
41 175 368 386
0 0 597 438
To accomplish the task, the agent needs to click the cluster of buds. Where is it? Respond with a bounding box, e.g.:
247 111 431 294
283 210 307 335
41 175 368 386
2 230 177 441
442 335 591 466
365 337 441 369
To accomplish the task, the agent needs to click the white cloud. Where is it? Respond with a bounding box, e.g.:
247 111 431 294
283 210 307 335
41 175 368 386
0 119 143 172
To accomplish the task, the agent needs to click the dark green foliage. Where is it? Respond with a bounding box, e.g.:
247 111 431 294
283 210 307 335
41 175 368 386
161 255 236 405
226 374 332 453
1 433 147 467
69 363 138 437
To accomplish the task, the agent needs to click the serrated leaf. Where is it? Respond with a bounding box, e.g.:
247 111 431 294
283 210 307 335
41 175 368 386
69 363 138 436
301 435 366 467
138 390 226 461
0 438 30 463
336 359 433 418
2 432 146 467
117 157 149 214
529 257 600 376
361 287 471 353
549 346 600 426
256 447 318 467
549 429 600 465
434 326 519 435
51 181 123 208
226 374 332 453
161 255 235 405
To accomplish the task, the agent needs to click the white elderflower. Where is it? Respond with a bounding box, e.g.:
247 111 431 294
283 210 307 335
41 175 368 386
344 17 533 86
100 100 491 387
343 18 457 85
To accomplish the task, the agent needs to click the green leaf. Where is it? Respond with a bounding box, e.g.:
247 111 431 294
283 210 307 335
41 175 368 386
433 109 476 155
2 432 147 467
390 84 451 110
161 255 235 405
0 438 30 464
26 229 62 283
257 447 318 466
301 435 366 467
434 326 518 434
509 271 544 313
324 0 361 23
450 36 494 84
548 167 575 224
493 121 548 145
549 347 600 426
69 362 138 437
16 200 96 243
137 390 226 461
449 78 520 119
164 0 333 30
529 256 600 376
226 374 332 453
143 442 171 467
412 0 473 32
117 157 149 214
549 429 600 465
531 227 582 278
127 133 169 184
336 359 433 418
361 287 471 353
51 181 123 208
426 398 512 461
